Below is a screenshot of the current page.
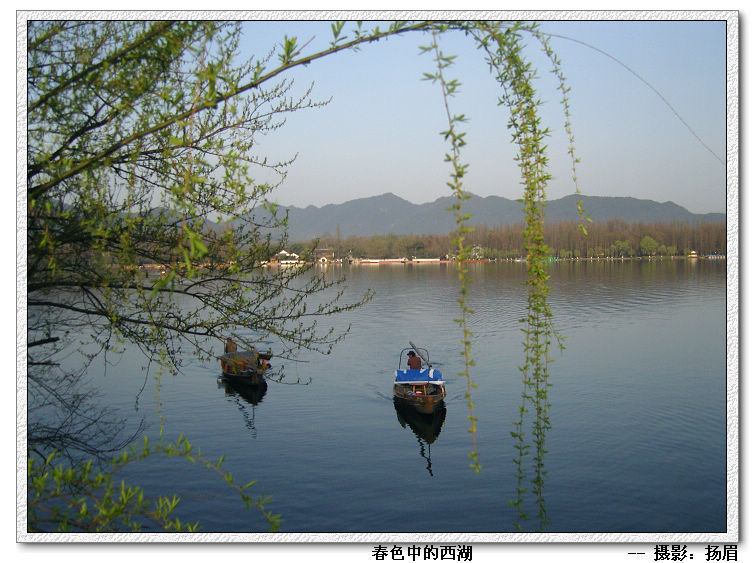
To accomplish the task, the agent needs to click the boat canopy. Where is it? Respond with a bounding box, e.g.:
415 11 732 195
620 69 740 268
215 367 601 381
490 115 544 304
394 368 444 385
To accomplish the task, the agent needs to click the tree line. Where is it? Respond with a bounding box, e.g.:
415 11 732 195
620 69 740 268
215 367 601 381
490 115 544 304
299 218 726 260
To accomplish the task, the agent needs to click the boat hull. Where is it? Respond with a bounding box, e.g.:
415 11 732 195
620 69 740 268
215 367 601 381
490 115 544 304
393 384 445 413
221 370 266 385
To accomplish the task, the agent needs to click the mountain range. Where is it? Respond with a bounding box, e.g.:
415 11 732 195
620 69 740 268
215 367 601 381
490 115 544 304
273 193 725 241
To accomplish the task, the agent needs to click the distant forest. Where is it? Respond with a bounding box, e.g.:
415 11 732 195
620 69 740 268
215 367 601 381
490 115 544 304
288 219 727 260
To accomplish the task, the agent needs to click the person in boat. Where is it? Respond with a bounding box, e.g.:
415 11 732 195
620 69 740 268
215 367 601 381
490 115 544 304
250 348 266 369
225 337 238 354
407 350 422 370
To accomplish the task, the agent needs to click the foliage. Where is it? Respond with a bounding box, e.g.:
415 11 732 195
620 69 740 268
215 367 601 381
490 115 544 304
465 21 576 530
27 436 280 533
421 28 480 472
27 21 373 371
26 20 377 464
639 235 659 256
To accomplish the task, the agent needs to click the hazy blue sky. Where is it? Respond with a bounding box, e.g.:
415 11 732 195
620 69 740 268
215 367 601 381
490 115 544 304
238 17 728 214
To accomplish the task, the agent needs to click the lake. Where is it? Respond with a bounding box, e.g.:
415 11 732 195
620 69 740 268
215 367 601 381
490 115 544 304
43 259 729 536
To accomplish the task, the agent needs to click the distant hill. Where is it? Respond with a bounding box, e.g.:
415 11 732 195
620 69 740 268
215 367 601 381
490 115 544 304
263 192 725 241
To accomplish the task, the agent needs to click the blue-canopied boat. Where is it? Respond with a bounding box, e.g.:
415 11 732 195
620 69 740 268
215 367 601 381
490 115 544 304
394 342 445 413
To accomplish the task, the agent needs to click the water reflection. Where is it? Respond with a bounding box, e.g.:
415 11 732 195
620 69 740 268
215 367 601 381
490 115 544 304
218 377 268 437
393 397 447 476
220 377 268 405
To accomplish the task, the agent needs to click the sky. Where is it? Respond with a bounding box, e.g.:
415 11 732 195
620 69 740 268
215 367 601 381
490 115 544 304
236 16 729 214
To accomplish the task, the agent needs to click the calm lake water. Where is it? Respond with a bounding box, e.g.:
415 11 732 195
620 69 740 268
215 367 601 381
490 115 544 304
51 259 728 535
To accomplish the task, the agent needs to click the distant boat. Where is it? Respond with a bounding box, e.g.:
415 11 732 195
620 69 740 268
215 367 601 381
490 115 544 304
219 349 272 385
688 250 699 259
393 342 445 414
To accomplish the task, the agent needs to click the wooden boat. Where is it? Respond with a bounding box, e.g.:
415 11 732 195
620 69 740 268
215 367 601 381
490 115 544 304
394 342 445 413
219 349 272 384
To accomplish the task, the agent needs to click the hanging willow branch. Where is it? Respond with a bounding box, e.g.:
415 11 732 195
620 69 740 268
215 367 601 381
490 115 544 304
469 20 568 530
421 28 480 473
532 28 592 234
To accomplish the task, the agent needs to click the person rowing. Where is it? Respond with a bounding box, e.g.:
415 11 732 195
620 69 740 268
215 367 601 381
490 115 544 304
407 350 422 370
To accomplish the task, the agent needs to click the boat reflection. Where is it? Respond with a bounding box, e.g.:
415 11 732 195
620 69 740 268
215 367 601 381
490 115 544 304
219 376 268 405
393 396 446 476
218 377 268 437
